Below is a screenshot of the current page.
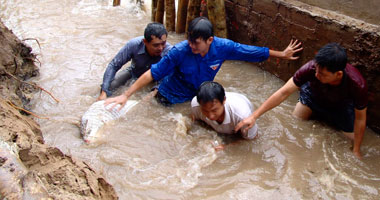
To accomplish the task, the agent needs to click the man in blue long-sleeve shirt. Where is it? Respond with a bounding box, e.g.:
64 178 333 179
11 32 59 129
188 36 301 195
97 22 172 100
105 17 303 108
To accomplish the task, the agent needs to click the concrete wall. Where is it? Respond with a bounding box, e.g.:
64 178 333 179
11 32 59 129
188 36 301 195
224 0 380 133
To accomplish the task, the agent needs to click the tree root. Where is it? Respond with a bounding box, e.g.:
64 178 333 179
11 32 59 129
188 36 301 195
5 99 49 120
3 69 60 103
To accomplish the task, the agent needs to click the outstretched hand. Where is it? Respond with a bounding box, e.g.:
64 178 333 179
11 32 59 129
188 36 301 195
104 94 128 111
282 39 303 60
235 115 257 134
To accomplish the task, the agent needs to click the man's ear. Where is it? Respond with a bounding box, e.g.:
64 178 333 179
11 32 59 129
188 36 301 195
143 38 148 45
336 70 344 78
223 96 226 105
207 36 214 44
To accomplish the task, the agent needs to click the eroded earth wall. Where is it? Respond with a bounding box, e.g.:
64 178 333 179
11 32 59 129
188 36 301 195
0 20 118 199
225 0 380 133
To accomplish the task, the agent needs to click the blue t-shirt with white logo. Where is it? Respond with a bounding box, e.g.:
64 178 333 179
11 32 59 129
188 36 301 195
151 36 269 104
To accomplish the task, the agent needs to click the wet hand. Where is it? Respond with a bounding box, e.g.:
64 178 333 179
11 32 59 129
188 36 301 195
282 39 303 60
104 94 128 111
235 115 256 134
353 149 362 159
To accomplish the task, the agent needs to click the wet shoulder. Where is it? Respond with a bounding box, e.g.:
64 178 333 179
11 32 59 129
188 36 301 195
212 37 235 50
345 64 367 89
172 40 191 52
128 36 144 46
225 92 252 115
191 96 199 108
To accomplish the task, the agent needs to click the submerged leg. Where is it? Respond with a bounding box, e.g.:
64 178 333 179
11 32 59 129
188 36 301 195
292 102 312 120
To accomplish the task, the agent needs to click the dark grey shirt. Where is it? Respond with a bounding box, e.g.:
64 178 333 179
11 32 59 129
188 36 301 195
101 36 172 96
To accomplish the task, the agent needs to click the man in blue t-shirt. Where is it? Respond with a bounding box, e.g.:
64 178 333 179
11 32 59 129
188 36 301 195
105 17 302 107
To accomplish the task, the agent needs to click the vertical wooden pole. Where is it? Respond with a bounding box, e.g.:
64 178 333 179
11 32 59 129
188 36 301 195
186 0 202 34
176 0 189 33
151 0 158 21
165 0 176 31
155 0 165 24
113 0 120 6
207 0 227 38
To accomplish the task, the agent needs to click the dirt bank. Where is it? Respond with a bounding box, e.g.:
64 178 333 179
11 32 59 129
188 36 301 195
0 20 117 199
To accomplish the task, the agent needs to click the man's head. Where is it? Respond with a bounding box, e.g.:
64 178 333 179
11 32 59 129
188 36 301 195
187 17 214 56
314 43 347 84
197 81 226 122
143 22 168 57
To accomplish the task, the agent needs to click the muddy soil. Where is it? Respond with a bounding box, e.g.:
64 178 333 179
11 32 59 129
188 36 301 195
0 20 117 199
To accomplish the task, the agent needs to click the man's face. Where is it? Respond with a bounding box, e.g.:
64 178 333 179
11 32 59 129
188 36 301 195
188 37 213 56
200 99 225 123
315 65 342 85
144 34 167 57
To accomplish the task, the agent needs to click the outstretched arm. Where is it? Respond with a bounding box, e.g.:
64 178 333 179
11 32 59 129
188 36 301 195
269 39 303 60
235 78 299 133
352 108 367 159
104 69 154 110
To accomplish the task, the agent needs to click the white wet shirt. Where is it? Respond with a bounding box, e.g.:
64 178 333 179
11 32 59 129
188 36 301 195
191 92 258 139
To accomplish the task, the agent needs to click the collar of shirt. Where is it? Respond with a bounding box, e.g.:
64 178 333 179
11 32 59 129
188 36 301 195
137 39 147 55
209 101 231 125
222 101 232 124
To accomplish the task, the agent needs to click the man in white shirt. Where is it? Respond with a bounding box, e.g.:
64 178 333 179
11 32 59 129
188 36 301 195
191 81 258 140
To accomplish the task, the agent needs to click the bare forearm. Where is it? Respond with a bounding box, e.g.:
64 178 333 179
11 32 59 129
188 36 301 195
253 78 298 119
253 90 289 119
353 116 366 153
269 50 285 59
123 70 153 98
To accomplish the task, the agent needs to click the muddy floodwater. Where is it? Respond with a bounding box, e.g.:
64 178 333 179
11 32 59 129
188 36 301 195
1 0 380 199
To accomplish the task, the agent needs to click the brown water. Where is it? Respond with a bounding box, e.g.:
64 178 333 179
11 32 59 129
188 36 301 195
1 0 380 199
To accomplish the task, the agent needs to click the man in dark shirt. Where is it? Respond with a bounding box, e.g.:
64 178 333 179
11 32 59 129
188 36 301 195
97 22 172 100
236 43 368 158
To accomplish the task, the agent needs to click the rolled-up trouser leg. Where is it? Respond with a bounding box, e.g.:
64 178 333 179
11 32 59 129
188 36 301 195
109 68 133 92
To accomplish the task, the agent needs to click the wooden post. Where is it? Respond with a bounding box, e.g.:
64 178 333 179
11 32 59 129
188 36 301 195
165 0 176 32
176 0 189 33
186 0 202 34
113 0 120 6
151 0 158 21
155 0 165 24
207 0 227 38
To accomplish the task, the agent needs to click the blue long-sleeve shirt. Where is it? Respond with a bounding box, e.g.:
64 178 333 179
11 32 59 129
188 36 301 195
151 36 270 104
101 36 172 96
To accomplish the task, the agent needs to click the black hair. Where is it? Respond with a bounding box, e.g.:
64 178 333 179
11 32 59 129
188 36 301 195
187 17 214 43
314 43 347 72
197 81 225 104
144 22 168 42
